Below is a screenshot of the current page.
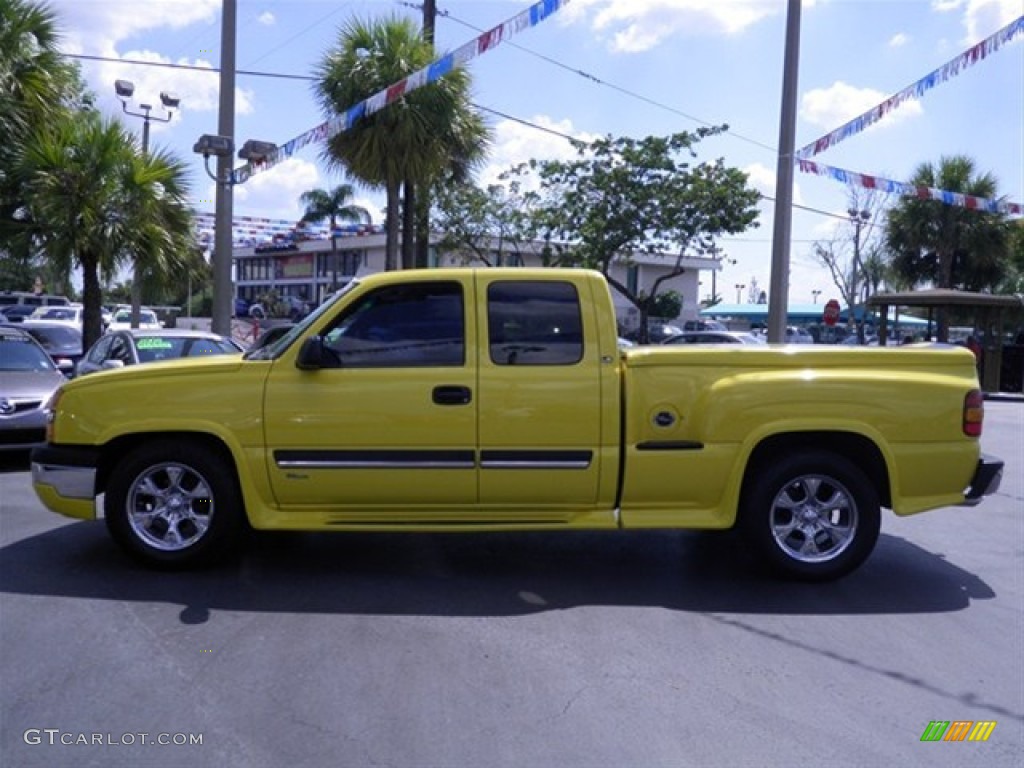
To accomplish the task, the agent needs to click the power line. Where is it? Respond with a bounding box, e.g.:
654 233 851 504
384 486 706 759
434 8 780 155
67 52 849 223
66 53 314 82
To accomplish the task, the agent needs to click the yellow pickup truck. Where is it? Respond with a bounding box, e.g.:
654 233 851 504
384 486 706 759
31 269 1003 580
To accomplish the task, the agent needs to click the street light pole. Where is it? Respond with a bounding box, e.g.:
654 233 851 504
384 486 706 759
849 208 870 343
115 80 179 329
812 289 821 304
735 284 746 304
212 0 238 337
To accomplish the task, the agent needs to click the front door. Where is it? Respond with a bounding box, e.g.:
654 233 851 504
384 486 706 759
264 277 478 513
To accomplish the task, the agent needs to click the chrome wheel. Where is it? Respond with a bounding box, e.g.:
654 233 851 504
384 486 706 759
768 473 858 564
126 462 215 552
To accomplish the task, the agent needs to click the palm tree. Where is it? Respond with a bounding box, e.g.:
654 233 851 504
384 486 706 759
886 155 1012 339
117 142 196 313
0 0 90 287
314 15 488 271
299 184 370 292
14 112 193 349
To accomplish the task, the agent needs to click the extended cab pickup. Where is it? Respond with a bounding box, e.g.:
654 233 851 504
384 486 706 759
31 269 1003 580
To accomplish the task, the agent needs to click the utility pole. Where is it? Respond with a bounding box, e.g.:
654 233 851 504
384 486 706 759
766 0 802 343
414 0 438 269
211 0 237 336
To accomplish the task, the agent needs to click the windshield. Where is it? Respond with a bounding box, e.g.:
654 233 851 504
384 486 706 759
0 334 57 371
24 326 81 346
135 335 241 362
244 280 360 360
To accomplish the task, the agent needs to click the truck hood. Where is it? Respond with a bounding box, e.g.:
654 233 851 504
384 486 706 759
65 354 247 392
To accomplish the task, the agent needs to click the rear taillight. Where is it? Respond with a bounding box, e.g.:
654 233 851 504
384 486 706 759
963 389 984 437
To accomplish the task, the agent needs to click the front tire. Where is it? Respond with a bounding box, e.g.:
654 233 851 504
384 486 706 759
740 452 880 581
105 440 245 568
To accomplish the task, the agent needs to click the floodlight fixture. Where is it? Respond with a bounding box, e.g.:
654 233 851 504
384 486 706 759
238 140 277 162
193 134 234 158
114 79 135 99
160 91 181 110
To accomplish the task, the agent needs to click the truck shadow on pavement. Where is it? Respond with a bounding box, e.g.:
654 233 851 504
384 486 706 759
0 520 994 620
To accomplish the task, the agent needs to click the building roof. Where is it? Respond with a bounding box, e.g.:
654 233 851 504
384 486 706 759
867 289 1023 309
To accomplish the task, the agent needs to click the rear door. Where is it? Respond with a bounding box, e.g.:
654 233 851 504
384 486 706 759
474 274 614 517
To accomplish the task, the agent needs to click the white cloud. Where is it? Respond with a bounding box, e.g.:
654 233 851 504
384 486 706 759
888 33 910 48
52 0 221 56
232 157 322 220
931 0 964 12
257 12 276 27
560 0 787 53
962 0 1022 43
743 162 804 206
477 116 600 188
801 81 924 131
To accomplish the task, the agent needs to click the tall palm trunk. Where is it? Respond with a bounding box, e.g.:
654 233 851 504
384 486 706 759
80 253 105 351
385 178 401 271
402 177 416 270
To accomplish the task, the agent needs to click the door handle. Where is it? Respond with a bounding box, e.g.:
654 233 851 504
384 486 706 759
432 385 472 405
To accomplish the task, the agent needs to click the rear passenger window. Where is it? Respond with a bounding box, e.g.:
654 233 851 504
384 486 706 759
322 281 464 368
488 281 583 365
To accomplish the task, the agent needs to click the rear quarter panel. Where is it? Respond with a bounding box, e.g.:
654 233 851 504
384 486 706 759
618 344 981 528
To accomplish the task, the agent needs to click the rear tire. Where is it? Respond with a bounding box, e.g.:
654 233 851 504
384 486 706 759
740 451 880 581
105 440 245 569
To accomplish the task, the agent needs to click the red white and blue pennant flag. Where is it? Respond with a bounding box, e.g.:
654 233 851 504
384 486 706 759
796 15 1024 160
233 0 572 184
797 159 1023 216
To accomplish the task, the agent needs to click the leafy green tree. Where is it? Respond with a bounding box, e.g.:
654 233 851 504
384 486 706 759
506 129 761 341
0 0 92 290
299 183 370 290
886 155 1012 339
315 15 486 272
14 112 192 348
431 181 536 267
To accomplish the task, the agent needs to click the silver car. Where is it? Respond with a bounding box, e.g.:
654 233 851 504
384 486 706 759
76 329 243 376
0 326 66 452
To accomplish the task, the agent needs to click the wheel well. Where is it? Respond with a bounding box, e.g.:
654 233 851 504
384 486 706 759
96 432 238 496
742 431 892 509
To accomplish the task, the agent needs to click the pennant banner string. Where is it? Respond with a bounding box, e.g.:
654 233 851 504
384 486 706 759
795 15 1024 160
797 158 1023 216
232 0 573 184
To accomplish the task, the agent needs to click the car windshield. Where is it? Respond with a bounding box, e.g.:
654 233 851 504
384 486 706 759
0 335 57 371
24 326 81 346
244 280 360 360
134 335 241 363
114 310 157 324
34 307 77 321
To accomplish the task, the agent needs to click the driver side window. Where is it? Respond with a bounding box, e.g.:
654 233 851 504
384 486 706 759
322 281 465 368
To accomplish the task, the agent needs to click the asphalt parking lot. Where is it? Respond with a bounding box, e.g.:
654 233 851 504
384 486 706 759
1 400 1021 768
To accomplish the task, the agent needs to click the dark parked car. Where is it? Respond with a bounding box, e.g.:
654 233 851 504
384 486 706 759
0 326 67 452
0 305 36 323
76 329 243 377
12 322 83 376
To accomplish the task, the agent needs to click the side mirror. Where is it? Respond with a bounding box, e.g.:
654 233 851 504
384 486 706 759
101 359 125 370
296 336 330 370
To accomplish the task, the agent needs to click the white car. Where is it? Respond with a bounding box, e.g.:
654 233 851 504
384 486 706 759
25 305 84 328
106 308 162 331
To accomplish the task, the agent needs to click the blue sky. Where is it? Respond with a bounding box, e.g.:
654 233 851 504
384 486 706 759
48 0 1023 304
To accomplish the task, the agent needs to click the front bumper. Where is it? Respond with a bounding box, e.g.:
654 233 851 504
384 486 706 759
961 453 1003 506
31 444 100 520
